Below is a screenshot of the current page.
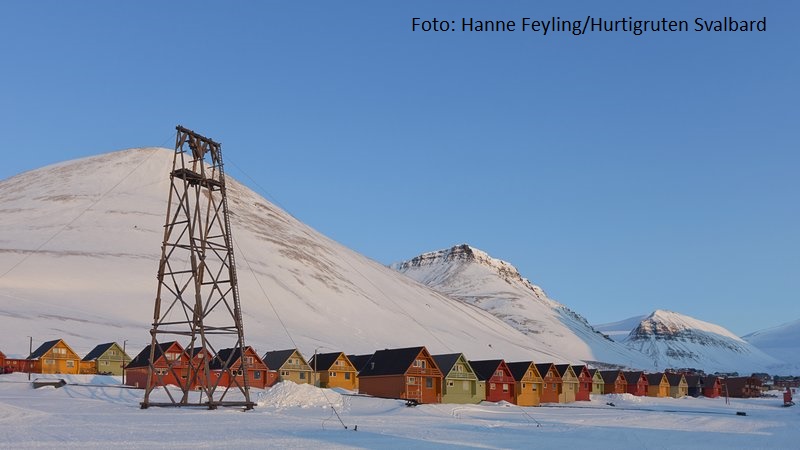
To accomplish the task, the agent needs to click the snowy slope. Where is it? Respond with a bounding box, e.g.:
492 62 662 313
622 310 782 373
743 319 800 373
393 244 652 367
593 315 647 342
0 148 614 362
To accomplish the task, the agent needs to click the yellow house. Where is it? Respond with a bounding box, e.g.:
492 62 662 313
27 339 81 374
646 373 670 397
666 373 689 398
263 349 312 385
507 361 543 406
589 369 605 395
307 352 357 390
555 364 578 403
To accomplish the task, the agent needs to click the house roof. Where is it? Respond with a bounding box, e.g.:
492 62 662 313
588 368 600 378
600 370 624 384
571 365 588 377
506 361 537 381
704 375 721 385
646 373 666 385
127 341 181 369
263 349 302 371
308 352 348 372
432 354 462 375
359 347 430 377
555 364 576 379
535 363 555 379
469 360 505 381
81 343 116 362
27 339 62 359
347 354 374 373
622 371 646 385
684 375 704 387
665 373 686 386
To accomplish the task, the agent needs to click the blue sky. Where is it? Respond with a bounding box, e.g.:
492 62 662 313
1 1 797 335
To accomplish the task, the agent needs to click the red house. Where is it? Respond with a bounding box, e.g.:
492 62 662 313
211 346 275 389
600 370 627 394
571 365 592 401
0 351 5 373
185 346 215 389
470 360 516 404
623 371 648 396
358 346 442 404
535 363 561 403
724 376 762 398
703 376 722 398
125 341 188 389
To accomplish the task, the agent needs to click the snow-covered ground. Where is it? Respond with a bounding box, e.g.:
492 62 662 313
1 373 796 449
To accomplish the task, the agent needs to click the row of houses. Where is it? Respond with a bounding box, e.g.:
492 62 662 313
0 341 767 403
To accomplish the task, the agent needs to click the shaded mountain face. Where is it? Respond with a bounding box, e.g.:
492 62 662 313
0 148 624 364
743 319 800 373
393 244 653 368
622 310 782 373
593 315 648 342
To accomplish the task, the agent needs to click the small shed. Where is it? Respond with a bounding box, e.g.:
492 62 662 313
358 346 442 404
600 370 627 394
507 361 543 407
646 373 670 397
308 352 357 390
263 349 313 386
665 373 688 398
433 353 483 404
470 359 516 404
535 363 561 403
571 365 592 401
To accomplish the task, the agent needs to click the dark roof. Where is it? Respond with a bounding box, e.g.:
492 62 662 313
262 349 299 370
588 368 599 378
308 352 346 371
432 354 462 375
127 341 180 369
571 365 588 377
535 363 555 378
622 371 646 385
684 375 704 387
28 339 61 359
210 347 251 370
646 373 665 385
554 364 574 378
468 360 504 381
81 343 116 362
506 361 535 381
187 347 210 358
600 370 623 384
347 354 374 373
704 375 721 385
665 373 685 386
359 347 428 377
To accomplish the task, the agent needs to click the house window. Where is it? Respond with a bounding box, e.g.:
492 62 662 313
522 383 526 389
495 370 503 377
448 380 454 387
246 356 254 365
101 360 109 366
281 370 289 376
299 372 306 379
454 364 462 372
155 368 168 375
502 384 509 392
490 383 496 390
408 377 416 385
254 371 261 379
166 352 180 361
426 377 433 388
110 350 117 356
532 385 537 391
233 369 243 376
344 372 351 380
46 359 55 365
66 360 75 368
544 383 547 389
53 348 66 355
413 359 426 369
330 371 336 377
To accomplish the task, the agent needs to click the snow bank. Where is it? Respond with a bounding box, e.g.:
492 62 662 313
257 381 343 409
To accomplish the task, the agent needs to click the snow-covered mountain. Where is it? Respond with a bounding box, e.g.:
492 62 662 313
622 310 782 373
392 244 652 368
593 315 648 342
0 148 624 366
743 319 800 373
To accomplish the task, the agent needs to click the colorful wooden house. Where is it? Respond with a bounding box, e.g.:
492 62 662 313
308 352 357 390
3 358 33 373
571 365 592 401
433 353 483 404
623 371 648 396
703 375 722 398
588 369 605 395
184 347 215 388
724 376 762 398
506 361 543 407
27 339 81 374
555 364 578 403
0 351 5 373
646 373 670 397
125 341 188 389
81 342 131 376
600 370 627 394
685 375 704 397
358 346 442 404
665 373 688 398
347 353 374 391
535 363 561 403
211 346 274 389
263 349 313 386
470 359 516 404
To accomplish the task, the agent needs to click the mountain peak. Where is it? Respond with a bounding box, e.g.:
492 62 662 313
633 310 742 342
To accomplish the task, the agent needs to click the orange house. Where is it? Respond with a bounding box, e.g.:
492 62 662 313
308 352 358 390
27 339 81 374
358 346 442 404
211 346 275 389
535 363 561 403
571 365 593 401
124 341 188 389
646 373 670 397
600 370 627 394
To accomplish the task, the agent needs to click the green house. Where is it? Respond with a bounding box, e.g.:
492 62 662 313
433 353 484 404
81 342 131 376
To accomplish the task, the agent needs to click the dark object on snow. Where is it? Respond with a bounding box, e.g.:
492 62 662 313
736 411 747 416
33 378 66 389
606 402 615 407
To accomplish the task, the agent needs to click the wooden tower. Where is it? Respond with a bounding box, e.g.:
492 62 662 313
141 126 253 409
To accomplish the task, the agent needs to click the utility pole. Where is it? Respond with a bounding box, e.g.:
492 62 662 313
122 340 127 385
27 336 32 381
